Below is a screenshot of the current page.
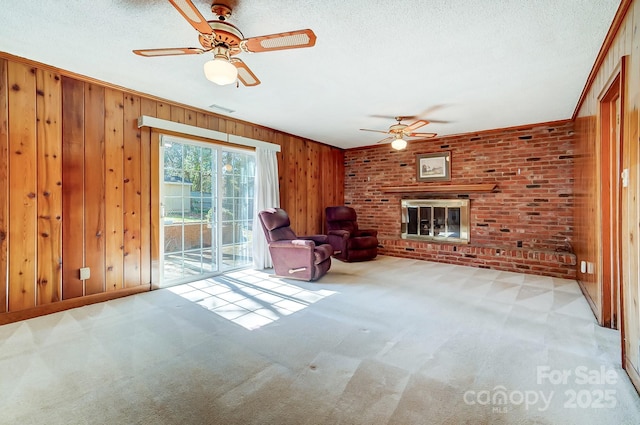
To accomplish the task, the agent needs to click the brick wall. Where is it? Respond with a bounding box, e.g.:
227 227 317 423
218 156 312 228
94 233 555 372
343 120 577 278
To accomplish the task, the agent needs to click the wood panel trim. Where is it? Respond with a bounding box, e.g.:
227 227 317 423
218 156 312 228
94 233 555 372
61 77 86 299
0 285 150 325
150 131 161 289
104 88 125 292
572 0 633 119
0 59 8 313
36 69 62 305
625 358 640 397
8 61 38 311
140 98 155 286
84 83 106 296
123 94 142 288
577 279 599 324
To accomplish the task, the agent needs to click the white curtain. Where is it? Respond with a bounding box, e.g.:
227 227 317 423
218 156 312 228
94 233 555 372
252 147 280 269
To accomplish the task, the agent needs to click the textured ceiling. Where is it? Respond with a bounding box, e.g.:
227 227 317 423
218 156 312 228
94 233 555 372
0 1 621 149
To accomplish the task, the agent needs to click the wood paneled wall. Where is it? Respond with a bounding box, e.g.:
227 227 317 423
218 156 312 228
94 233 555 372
573 0 640 392
0 60 7 313
0 54 344 323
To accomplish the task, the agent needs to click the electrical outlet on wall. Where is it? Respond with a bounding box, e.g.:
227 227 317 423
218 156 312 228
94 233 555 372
79 267 90 280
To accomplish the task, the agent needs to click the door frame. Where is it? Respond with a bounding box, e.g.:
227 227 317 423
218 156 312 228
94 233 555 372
599 73 622 330
597 56 626 362
151 132 256 288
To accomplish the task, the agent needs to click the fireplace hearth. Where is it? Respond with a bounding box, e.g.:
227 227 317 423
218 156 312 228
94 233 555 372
401 199 470 243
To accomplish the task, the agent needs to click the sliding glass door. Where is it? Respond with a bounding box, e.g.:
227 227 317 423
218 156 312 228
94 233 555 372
160 136 255 287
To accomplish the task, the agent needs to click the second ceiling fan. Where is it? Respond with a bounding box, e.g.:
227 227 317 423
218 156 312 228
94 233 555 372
133 0 317 87
360 116 438 150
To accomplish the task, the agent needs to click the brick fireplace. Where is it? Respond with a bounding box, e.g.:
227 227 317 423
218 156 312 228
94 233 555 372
344 120 577 279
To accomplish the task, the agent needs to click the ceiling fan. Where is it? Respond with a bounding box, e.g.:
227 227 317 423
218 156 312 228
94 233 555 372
360 116 438 150
133 0 317 87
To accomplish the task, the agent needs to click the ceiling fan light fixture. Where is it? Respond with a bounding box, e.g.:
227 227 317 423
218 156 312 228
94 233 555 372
391 138 407 150
204 57 238 85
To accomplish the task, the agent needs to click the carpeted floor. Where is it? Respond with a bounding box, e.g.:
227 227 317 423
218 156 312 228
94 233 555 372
1 255 639 424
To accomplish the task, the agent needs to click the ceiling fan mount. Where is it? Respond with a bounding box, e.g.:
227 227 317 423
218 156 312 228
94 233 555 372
132 0 317 87
388 116 412 134
211 3 232 20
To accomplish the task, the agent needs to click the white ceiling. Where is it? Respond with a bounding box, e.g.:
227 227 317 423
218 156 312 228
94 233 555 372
0 1 621 149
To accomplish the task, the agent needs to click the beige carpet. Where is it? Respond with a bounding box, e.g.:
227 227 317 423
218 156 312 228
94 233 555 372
1 255 639 424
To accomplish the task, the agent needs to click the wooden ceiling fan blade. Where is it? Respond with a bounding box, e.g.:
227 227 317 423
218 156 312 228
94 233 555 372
371 106 450 122
241 29 316 53
231 59 261 87
360 128 390 134
376 136 394 144
419 104 447 117
370 114 419 121
416 105 453 123
403 120 429 132
169 0 213 35
407 132 437 138
133 47 207 57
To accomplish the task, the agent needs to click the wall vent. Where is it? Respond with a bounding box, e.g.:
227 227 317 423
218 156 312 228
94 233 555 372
208 104 235 114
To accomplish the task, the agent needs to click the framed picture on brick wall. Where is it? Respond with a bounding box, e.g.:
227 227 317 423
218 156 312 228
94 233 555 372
417 151 451 182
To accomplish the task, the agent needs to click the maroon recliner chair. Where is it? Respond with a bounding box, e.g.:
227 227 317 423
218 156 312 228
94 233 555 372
325 206 378 262
258 208 333 281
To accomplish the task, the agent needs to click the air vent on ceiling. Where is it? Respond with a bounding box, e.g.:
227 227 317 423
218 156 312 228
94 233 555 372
209 104 235 114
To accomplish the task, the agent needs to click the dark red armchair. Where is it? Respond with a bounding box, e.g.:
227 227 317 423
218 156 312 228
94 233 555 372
325 206 378 262
258 208 333 281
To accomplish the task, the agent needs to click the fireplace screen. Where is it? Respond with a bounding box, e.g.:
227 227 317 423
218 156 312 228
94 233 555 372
401 199 470 243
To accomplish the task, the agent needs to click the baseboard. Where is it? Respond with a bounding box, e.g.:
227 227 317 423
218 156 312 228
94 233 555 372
0 285 150 325
624 358 640 397
576 278 601 325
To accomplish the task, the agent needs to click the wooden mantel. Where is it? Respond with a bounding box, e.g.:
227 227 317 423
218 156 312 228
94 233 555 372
380 183 497 194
